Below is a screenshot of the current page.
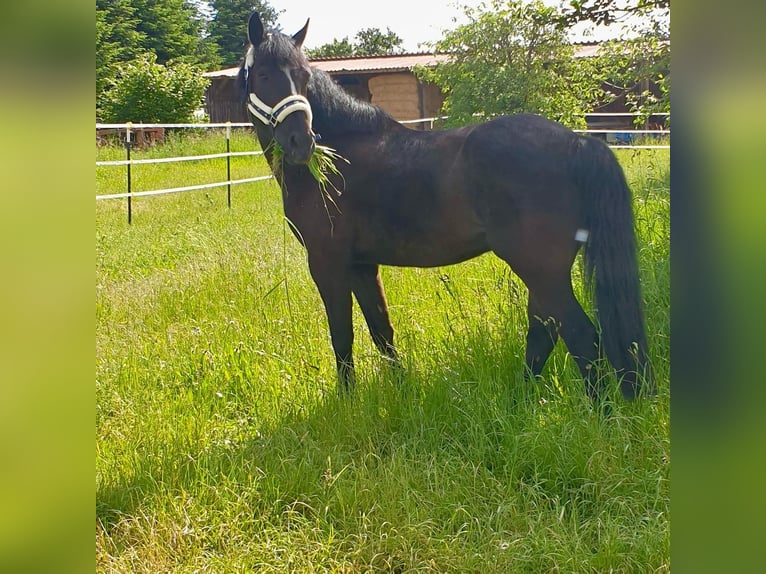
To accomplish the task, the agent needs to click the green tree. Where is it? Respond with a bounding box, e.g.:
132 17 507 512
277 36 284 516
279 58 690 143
207 1 282 66
353 27 404 56
595 33 670 123
305 27 404 59
561 0 670 27
305 37 355 59
129 0 207 64
96 0 145 57
97 0 146 115
97 0 217 67
419 0 603 128
553 1 671 123
99 54 210 123
97 0 220 115
578 1 670 123
97 10 121 102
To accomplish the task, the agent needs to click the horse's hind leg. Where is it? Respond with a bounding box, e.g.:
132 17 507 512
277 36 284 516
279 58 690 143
525 294 559 377
525 278 603 399
350 264 400 366
488 224 603 398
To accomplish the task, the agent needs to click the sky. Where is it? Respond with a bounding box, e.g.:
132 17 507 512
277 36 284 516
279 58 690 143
274 0 482 52
269 0 616 52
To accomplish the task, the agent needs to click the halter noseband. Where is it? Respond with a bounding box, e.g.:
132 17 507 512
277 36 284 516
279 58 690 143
247 92 313 128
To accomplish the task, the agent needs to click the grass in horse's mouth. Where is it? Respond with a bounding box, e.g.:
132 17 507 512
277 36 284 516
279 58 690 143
269 141 349 205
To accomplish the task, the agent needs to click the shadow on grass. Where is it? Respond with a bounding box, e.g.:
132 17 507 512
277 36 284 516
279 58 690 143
97 322 666 543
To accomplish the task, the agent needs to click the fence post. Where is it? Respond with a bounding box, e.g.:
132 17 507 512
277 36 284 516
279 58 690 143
226 122 232 208
126 122 132 224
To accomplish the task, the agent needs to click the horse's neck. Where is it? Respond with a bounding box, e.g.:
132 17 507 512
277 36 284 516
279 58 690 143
307 72 398 137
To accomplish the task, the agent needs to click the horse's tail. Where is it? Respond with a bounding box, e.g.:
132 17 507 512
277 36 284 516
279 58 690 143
573 136 652 398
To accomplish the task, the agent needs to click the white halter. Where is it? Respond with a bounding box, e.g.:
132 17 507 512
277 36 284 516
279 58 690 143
247 92 313 128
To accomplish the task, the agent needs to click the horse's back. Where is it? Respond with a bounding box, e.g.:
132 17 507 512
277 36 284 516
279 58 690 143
464 114 582 167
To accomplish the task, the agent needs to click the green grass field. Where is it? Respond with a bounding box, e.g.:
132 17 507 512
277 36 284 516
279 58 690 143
96 130 669 572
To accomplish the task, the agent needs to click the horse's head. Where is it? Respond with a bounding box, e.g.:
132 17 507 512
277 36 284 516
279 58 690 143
240 12 315 165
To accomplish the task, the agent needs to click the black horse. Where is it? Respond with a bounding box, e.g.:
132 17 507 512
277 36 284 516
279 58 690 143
238 12 652 400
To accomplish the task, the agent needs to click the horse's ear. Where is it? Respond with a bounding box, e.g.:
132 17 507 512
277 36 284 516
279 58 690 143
292 19 310 48
248 12 265 47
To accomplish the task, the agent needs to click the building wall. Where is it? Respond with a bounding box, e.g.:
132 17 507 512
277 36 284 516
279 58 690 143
334 75 371 102
206 78 249 123
420 82 445 120
368 73 420 122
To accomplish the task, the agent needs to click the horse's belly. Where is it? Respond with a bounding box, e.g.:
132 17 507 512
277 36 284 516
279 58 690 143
354 231 489 268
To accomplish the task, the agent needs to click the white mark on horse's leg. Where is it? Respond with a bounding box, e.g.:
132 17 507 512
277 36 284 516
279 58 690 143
575 228 590 243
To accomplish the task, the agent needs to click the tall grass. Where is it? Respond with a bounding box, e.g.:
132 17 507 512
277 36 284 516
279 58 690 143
96 132 669 572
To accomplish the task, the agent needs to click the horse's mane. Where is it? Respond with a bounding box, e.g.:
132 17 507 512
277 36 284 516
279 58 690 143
306 68 395 136
236 33 396 137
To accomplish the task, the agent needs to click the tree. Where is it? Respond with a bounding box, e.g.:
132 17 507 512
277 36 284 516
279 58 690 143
419 0 604 128
595 34 670 122
97 10 121 101
305 37 355 59
207 0 282 66
566 1 670 122
561 0 669 27
97 0 146 115
129 0 207 64
305 27 404 59
97 0 221 115
99 54 210 123
96 0 218 68
353 27 404 56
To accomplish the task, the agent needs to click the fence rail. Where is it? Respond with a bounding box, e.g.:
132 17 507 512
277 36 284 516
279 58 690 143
97 122 253 129
96 122 266 222
95 176 273 201
96 150 264 167
96 115 669 223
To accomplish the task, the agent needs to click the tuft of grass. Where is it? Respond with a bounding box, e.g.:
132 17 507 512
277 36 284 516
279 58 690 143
269 141 350 203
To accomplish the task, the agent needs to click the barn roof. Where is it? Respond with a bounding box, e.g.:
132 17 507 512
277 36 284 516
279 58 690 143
309 52 451 73
204 45 601 79
203 52 450 79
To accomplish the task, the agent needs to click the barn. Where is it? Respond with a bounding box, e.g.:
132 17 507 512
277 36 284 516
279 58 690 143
203 53 449 128
204 46 667 134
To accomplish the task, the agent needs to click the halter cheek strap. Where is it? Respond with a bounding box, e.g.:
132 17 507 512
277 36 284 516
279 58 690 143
248 92 313 128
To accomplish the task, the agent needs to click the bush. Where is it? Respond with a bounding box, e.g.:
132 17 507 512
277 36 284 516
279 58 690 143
99 53 209 123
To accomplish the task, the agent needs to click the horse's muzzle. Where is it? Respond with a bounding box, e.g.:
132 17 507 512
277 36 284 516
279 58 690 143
282 129 316 165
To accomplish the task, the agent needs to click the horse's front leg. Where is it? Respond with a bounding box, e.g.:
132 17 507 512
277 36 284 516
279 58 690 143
308 255 355 394
350 263 400 367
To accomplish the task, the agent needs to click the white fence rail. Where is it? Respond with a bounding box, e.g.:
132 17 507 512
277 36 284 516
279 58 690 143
96 115 668 222
95 176 274 201
97 122 253 129
96 150 264 167
96 122 272 222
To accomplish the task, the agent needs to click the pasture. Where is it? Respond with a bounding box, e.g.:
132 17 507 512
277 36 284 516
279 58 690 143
96 131 669 572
